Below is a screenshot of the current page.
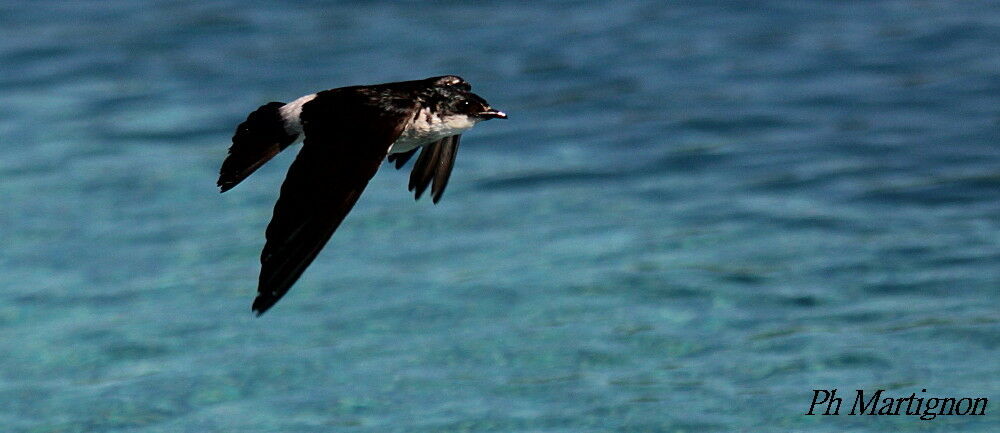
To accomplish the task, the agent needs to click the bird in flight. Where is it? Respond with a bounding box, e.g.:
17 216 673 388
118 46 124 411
218 75 506 315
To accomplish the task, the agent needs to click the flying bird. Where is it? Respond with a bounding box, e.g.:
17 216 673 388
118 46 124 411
218 75 506 315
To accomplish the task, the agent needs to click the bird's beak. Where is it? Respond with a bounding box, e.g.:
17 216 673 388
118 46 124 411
478 109 507 120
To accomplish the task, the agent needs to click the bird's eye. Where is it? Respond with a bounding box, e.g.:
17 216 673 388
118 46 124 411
458 100 472 110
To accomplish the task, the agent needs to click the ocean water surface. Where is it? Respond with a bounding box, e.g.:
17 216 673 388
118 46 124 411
0 1 997 432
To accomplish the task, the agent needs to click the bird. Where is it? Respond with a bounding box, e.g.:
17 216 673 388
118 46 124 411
218 75 506 316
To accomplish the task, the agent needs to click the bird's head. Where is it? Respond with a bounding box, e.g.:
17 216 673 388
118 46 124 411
447 92 507 121
428 76 507 121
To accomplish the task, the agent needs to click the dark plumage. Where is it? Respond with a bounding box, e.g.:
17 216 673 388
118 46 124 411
218 76 505 315
218 102 298 192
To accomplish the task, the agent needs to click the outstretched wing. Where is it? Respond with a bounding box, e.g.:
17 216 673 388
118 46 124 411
252 89 417 315
218 102 299 192
408 134 462 203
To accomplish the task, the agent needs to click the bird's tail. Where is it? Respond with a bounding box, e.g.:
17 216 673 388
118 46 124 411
218 102 299 192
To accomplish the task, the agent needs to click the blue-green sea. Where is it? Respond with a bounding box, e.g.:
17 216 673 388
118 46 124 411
1 1 997 432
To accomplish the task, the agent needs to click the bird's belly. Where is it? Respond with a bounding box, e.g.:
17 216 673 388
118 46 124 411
388 110 475 154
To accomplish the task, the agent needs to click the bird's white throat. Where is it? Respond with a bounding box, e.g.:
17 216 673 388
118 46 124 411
390 108 478 154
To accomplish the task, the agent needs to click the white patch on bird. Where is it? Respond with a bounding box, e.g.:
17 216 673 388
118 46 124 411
389 108 478 154
278 93 317 135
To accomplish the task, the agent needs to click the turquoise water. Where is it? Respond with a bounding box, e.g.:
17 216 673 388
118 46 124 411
1 1 997 432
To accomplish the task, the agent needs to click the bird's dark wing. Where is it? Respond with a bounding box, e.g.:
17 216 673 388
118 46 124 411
387 148 418 169
252 90 417 315
408 134 462 203
218 102 299 192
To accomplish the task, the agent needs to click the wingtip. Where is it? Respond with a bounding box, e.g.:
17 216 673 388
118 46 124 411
251 297 273 316
251 305 268 317
431 185 448 204
409 183 424 200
